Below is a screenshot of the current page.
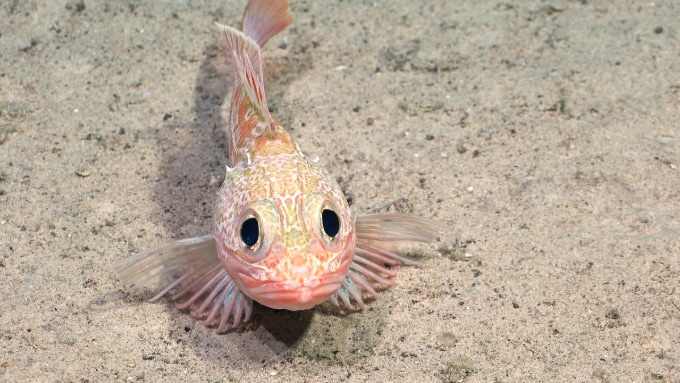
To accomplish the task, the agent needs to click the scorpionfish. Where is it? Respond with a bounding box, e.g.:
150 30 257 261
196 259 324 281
113 0 438 333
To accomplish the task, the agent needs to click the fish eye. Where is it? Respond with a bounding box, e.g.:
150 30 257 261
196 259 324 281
236 205 276 263
321 209 340 239
240 216 260 248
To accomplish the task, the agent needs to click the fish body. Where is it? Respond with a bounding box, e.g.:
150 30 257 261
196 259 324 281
113 0 438 333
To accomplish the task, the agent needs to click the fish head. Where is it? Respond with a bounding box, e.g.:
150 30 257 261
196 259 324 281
216 153 355 311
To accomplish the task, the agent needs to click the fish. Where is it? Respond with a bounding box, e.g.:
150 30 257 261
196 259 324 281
112 0 438 333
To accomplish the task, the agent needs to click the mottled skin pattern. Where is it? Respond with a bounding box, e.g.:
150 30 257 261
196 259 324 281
217 104 355 309
216 148 356 309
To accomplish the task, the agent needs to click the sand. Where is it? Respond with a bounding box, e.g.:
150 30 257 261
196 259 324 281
1 0 679 381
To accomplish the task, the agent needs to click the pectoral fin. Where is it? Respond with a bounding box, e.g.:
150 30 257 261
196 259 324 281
112 235 252 332
330 213 439 308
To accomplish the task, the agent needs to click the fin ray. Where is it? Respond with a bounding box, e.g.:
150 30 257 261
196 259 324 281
112 235 252 332
330 213 439 309
216 22 272 131
242 0 293 47
215 0 292 137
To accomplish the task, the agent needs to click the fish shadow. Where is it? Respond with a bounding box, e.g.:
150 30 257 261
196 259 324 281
251 304 316 345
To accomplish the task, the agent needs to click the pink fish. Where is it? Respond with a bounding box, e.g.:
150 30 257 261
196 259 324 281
113 0 438 333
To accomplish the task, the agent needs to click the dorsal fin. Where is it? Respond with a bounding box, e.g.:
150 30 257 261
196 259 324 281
215 23 272 131
214 0 293 138
215 23 272 125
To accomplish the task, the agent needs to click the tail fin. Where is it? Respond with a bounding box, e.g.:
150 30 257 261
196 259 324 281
242 0 293 47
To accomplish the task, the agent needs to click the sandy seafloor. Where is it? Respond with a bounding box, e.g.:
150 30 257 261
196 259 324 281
1 0 679 381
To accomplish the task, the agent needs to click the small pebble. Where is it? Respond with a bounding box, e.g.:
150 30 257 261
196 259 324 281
75 168 91 177
547 0 568 11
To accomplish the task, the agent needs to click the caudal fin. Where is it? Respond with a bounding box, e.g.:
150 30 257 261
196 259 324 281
112 235 252 333
330 213 439 308
242 0 293 47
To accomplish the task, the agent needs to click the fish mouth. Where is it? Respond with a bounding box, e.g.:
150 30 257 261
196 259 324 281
238 272 345 311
